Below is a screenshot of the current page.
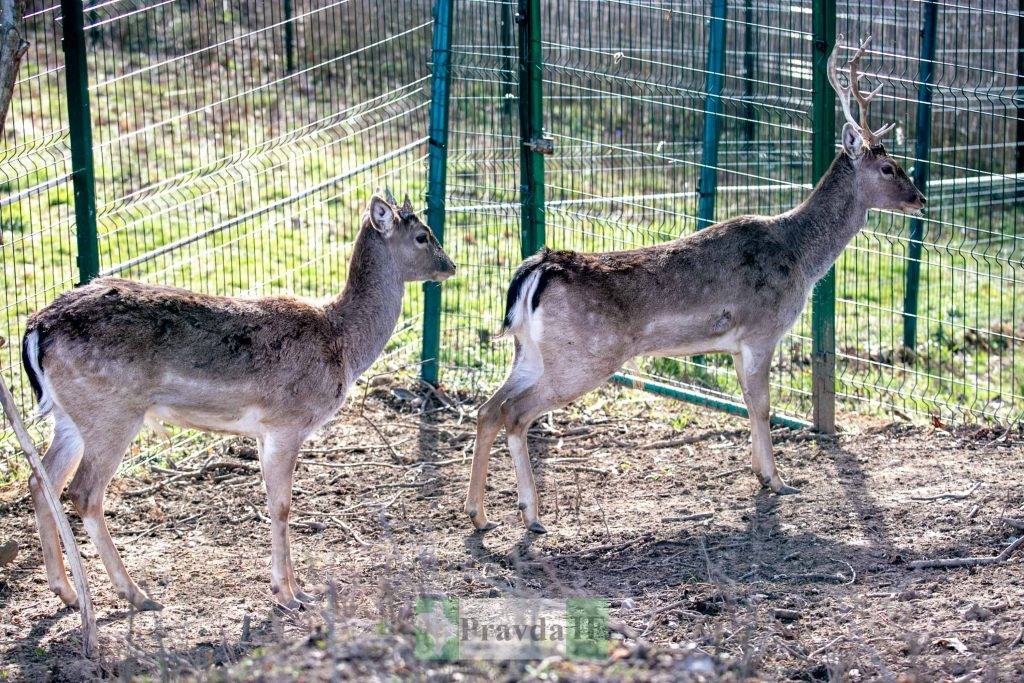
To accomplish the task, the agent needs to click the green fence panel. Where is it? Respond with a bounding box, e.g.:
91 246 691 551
833 1 1022 423
1 3 80 440
1 0 435 469
433 0 523 392
2 1 1021 478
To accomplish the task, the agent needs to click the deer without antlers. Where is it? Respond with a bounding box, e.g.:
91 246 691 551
23 191 455 611
466 35 925 533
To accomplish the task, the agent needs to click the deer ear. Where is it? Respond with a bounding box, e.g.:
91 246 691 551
368 196 395 236
842 122 865 158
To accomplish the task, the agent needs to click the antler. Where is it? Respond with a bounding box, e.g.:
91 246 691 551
827 34 895 147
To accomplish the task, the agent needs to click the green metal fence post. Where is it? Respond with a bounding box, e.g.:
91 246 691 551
742 0 757 144
420 0 456 385
60 0 99 285
500 0 516 132
517 0 546 258
901 0 938 351
696 0 727 229
810 0 836 433
283 0 295 73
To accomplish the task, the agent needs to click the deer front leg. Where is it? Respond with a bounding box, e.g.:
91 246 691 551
259 432 314 610
734 348 800 495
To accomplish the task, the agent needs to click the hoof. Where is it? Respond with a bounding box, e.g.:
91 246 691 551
137 598 164 612
527 521 547 535
773 484 801 496
295 590 317 604
53 586 78 608
469 511 500 532
277 598 303 612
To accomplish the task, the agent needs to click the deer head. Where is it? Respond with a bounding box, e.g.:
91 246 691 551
828 35 926 213
366 189 456 282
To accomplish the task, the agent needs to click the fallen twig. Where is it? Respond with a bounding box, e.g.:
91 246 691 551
910 535 1024 569
298 459 411 471
538 533 653 561
638 598 704 620
1003 517 1024 532
301 439 411 454
662 511 714 523
129 513 204 542
911 481 980 502
712 465 748 480
549 464 611 475
329 516 370 546
124 459 257 497
807 635 845 658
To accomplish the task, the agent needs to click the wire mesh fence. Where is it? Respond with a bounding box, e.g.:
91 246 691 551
438 0 1023 426
0 0 1020 479
1 0 434 468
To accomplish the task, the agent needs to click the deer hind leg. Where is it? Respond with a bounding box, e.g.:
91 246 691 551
500 368 613 533
465 389 509 531
29 408 84 607
66 412 160 610
466 341 544 532
734 347 799 495
258 431 310 610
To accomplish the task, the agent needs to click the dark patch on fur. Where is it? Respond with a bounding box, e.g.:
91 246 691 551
501 249 549 330
21 331 44 403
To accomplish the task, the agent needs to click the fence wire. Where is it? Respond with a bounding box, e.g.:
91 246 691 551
1 0 1020 481
441 0 1023 425
1 0 433 469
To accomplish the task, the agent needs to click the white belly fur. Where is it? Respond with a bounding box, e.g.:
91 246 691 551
146 404 267 438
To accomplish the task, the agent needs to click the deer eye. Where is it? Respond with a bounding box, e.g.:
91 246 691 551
880 164 894 176
415 233 429 245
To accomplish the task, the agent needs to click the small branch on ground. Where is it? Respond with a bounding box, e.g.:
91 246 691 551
124 459 257 497
662 511 714 523
1003 517 1024 532
911 481 980 502
910 534 1024 569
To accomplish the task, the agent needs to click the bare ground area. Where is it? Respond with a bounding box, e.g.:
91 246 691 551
0 382 1022 681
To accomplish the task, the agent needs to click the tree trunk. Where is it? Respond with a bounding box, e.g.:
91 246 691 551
0 0 28 134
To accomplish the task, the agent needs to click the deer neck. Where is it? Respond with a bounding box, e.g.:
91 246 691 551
784 153 869 284
324 225 405 381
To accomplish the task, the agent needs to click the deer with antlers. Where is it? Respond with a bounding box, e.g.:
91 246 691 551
23 190 455 611
466 35 925 533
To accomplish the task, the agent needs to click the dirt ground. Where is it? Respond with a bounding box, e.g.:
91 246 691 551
0 381 1022 681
